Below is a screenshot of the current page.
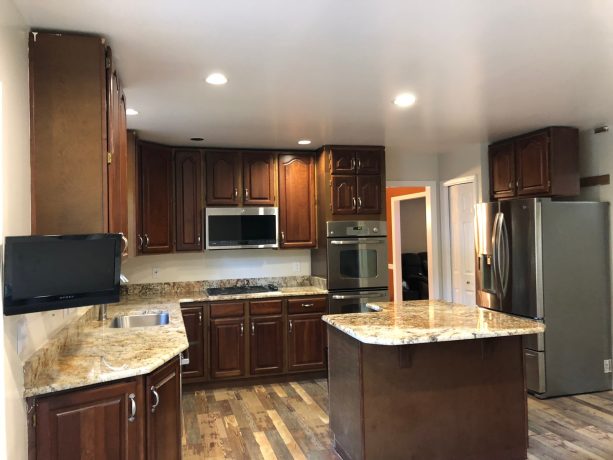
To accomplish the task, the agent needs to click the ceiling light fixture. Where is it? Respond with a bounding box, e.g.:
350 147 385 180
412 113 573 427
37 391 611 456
125 108 139 116
205 73 228 85
297 139 312 145
393 93 416 108
190 137 205 141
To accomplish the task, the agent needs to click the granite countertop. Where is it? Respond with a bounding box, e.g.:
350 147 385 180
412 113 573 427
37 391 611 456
24 300 188 398
322 300 545 345
176 286 328 303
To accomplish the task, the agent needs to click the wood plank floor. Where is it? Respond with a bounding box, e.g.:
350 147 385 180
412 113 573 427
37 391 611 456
182 379 613 459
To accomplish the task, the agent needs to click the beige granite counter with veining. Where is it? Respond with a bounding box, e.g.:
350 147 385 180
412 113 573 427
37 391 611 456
24 300 188 398
176 286 328 303
322 300 545 345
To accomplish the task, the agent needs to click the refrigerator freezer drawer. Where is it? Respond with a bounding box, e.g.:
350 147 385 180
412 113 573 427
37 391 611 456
525 349 546 394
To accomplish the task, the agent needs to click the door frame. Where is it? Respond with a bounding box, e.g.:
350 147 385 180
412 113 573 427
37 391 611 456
440 175 480 302
387 181 440 302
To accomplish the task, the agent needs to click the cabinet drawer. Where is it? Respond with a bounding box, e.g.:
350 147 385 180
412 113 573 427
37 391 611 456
287 297 327 314
250 299 283 315
210 302 245 318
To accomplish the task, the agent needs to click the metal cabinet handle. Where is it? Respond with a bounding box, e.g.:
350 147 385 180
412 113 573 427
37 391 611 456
128 393 136 422
508 181 513 189
137 234 144 250
197 235 201 244
233 187 238 200
240 323 244 336
180 350 190 366
198 311 202 325
352 197 357 210
280 231 285 244
301 303 314 308
120 233 128 256
144 234 150 248
244 188 249 200
357 197 362 209
151 386 160 413
357 158 362 170
350 158 356 170
289 320 293 333
251 321 255 335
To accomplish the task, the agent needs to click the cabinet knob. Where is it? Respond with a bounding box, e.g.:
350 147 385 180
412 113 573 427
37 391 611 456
150 386 160 413
128 393 136 422
198 311 202 325
240 323 244 336
251 321 255 335
289 320 293 333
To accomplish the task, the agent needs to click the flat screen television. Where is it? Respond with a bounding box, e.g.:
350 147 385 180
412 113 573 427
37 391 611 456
3 234 122 315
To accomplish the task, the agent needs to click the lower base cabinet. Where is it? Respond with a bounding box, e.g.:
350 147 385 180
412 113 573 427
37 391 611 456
250 315 284 375
31 356 181 460
288 313 327 371
210 317 246 379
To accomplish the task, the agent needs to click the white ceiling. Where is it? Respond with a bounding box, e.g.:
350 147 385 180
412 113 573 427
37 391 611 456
13 0 613 154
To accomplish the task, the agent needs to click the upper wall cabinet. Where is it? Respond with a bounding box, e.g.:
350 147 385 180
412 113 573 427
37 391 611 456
206 150 275 206
489 127 579 200
175 150 203 252
137 142 173 254
29 32 129 254
278 154 316 248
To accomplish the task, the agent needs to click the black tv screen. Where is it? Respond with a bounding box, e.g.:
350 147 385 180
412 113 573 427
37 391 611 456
3 234 122 315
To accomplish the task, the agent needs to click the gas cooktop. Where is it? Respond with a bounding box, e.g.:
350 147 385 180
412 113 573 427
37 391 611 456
206 284 279 296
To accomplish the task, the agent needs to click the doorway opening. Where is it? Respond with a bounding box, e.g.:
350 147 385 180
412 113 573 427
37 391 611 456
386 181 440 302
440 176 479 305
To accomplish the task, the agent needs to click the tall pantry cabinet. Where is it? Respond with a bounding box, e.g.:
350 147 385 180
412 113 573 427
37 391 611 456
29 32 129 253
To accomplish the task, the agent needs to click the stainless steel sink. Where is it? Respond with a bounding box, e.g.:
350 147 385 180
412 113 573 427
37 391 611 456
110 311 170 328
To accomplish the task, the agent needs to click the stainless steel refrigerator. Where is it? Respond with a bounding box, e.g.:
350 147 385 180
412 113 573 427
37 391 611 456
475 198 612 398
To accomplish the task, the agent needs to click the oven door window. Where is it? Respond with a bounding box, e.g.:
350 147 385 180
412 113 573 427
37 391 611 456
339 249 378 278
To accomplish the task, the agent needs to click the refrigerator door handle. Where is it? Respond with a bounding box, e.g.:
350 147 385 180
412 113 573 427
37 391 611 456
499 213 510 296
491 212 502 296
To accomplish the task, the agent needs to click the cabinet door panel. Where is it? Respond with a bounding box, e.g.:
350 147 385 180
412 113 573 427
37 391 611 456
288 314 326 372
211 318 246 379
490 142 516 199
138 143 173 253
278 154 316 248
330 149 356 174
356 175 381 215
250 315 284 375
181 306 205 379
206 150 241 205
331 176 357 215
35 380 141 460
107 65 126 239
175 150 203 251
356 150 382 175
516 132 550 196
243 152 275 205
146 358 182 460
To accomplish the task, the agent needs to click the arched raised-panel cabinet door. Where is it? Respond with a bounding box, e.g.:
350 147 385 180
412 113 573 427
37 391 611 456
489 142 516 199
330 149 356 174
206 150 241 205
331 176 357 215
356 150 382 175
356 175 381 215
516 132 550 196
243 152 275 205
138 142 173 254
175 150 203 251
278 154 316 248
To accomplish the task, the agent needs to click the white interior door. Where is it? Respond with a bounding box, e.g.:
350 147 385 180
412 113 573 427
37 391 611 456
449 182 476 305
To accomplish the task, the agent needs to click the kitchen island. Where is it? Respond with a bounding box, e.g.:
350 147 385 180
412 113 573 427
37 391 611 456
322 300 545 460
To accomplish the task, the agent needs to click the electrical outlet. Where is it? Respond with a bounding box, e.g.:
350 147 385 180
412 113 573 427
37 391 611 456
604 359 612 373
152 267 160 279
292 262 300 273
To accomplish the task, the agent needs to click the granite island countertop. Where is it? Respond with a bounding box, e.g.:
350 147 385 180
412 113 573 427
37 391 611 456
322 300 545 345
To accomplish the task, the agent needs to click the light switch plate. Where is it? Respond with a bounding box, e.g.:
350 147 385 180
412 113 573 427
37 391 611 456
604 359 612 373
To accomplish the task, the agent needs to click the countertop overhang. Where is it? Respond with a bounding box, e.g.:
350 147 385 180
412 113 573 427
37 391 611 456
322 300 545 345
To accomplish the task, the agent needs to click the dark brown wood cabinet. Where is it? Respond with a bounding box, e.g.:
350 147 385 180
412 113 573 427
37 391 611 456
210 317 246 379
250 315 284 375
288 313 327 372
243 152 275 205
489 127 579 200
278 154 316 248
34 380 141 460
356 175 382 214
180 306 205 379
356 150 382 175
331 176 358 215
331 149 357 174
175 150 203 251
137 142 174 253
145 358 182 460
32 357 182 460
29 32 130 241
206 150 242 205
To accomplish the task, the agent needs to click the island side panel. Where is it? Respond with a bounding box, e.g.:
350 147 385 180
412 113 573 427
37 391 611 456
361 336 528 460
327 326 364 460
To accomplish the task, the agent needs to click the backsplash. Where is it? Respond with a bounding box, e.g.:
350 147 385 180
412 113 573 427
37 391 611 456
121 275 320 297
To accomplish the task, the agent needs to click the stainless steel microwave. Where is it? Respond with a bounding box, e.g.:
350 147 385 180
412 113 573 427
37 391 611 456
205 207 279 250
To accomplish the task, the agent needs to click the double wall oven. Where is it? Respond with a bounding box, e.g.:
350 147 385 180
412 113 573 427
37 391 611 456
325 221 389 314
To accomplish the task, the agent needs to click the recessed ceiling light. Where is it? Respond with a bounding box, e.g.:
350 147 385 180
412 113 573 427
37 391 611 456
190 137 205 141
125 108 139 116
393 93 416 107
205 73 228 85
297 139 312 145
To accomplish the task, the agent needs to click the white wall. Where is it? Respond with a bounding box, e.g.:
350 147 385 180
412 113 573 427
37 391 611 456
438 142 488 201
123 249 311 283
399 198 427 253
1 2 86 458
385 147 439 182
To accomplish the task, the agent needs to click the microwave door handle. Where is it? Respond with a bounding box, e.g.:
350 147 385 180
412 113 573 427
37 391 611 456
330 239 385 245
331 293 387 300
